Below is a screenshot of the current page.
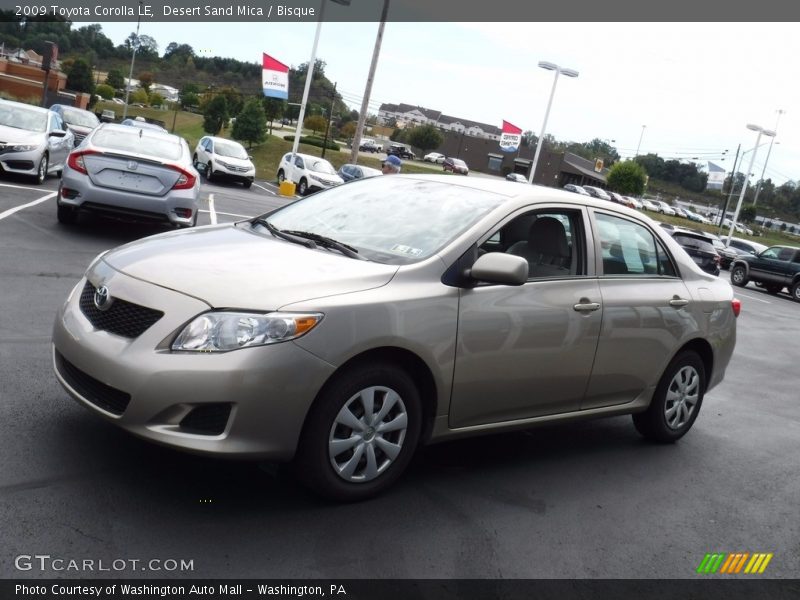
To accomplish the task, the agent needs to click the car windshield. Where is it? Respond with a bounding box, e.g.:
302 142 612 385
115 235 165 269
262 177 506 264
0 103 47 132
62 108 99 128
453 159 467 167
91 128 183 160
215 140 249 159
308 159 337 175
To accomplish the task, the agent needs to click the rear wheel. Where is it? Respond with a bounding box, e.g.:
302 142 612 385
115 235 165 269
791 281 800 303
294 363 422 502
633 350 705 443
730 264 748 287
56 201 77 225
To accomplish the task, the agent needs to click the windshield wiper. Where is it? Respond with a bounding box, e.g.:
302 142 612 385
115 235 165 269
252 218 316 249
282 230 366 260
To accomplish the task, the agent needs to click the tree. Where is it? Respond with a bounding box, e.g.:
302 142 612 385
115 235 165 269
606 160 647 196
137 71 154 94
65 58 95 94
203 95 229 135
130 89 149 104
406 124 444 155
262 98 285 132
232 98 267 148
739 205 757 224
340 121 356 139
95 83 114 100
304 114 327 135
179 83 200 108
164 42 195 61
148 91 164 106
522 130 537 147
217 86 244 116
105 68 125 90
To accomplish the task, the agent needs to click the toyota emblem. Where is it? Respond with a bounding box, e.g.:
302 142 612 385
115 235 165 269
93 285 113 311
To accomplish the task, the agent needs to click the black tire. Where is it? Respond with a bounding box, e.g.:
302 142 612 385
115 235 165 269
243 180 252 189
206 162 214 182
730 264 748 287
791 281 800 303
765 285 782 295
34 154 48 185
277 170 285 184
56 202 77 225
633 350 705 443
294 363 422 502
298 178 308 196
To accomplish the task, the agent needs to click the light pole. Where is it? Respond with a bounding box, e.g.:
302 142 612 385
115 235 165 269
634 125 646 157
527 61 579 184
752 109 785 207
288 0 350 185
122 0 144 120
726 124 775 247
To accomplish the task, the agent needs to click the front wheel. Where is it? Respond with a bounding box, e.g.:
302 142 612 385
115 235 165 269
297 178 308 196
34 154 48 185
633 350 705 443
730 264 748 287
206 162 214 182
277 170 285 184
243 180 252 189
294 363 422 502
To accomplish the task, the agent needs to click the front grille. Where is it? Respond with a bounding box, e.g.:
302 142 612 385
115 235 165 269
179 404 232 435
79 282 164 338
55 350 131 415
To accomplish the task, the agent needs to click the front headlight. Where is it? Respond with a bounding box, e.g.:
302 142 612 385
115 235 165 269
172 311 323 352
11 144 38 152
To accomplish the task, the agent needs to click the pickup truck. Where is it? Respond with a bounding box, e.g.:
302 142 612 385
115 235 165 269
358 140 380 153
386 144 415 160
730 244 800 301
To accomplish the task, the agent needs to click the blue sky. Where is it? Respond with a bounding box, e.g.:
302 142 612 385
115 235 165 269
95 21 799 186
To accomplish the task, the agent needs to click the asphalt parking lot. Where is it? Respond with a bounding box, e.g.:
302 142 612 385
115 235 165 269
1 174 798 580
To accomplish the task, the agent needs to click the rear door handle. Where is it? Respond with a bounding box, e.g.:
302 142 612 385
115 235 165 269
669 297 689 308
573 302 601 312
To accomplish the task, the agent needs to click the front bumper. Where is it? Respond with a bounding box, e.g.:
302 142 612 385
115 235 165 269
52 265 336 460
0 147 44 176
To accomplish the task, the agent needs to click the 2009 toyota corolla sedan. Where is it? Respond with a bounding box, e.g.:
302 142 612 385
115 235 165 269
52 175 739 501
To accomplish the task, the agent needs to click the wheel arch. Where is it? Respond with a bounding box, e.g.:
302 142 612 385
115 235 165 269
300 346 439 446
675 338 714 393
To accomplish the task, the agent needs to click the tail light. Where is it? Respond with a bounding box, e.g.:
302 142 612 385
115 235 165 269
170 165 197 190
731 298 741 317
67 150 100 175
713 254 721 265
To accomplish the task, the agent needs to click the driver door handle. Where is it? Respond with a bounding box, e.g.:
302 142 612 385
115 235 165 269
669 297 689 308
573 301 601 313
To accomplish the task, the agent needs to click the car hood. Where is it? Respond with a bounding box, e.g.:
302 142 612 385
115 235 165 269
101 224 399 308
0 124 44 144
214 154 253 168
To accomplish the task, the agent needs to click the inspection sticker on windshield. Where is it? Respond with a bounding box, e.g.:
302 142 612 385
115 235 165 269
390 244 423 257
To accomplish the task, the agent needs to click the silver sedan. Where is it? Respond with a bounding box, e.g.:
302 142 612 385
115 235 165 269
56 124 200 227
52 176 739 501
0 99 73 184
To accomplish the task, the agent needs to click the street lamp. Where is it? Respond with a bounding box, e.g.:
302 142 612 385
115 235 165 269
288 0 350 186
122 0 144 120
752 109 785 207
726 124 775 247
527 61 579 184
634 125 646 157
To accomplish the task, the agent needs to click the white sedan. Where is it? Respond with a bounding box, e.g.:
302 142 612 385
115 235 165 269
424 152 446 164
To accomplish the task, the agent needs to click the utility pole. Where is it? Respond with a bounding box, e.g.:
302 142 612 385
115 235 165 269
321 82 336 159
122 1 144 119
349 0 390 164
718 143 740 229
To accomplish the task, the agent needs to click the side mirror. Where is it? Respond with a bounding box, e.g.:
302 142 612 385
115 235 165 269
49 130 67 138
468 253 528 286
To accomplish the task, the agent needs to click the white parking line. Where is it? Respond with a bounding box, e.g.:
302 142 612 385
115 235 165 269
198 209 253 219
207 193 217 225
0 192 57 221
0 182 53 192
735 290 772 304
253 182 276 193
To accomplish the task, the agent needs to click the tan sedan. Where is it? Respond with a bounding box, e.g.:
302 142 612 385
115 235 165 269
52 176 739 501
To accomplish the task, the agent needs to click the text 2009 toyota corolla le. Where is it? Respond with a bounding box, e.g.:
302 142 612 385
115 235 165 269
52 176 739 501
